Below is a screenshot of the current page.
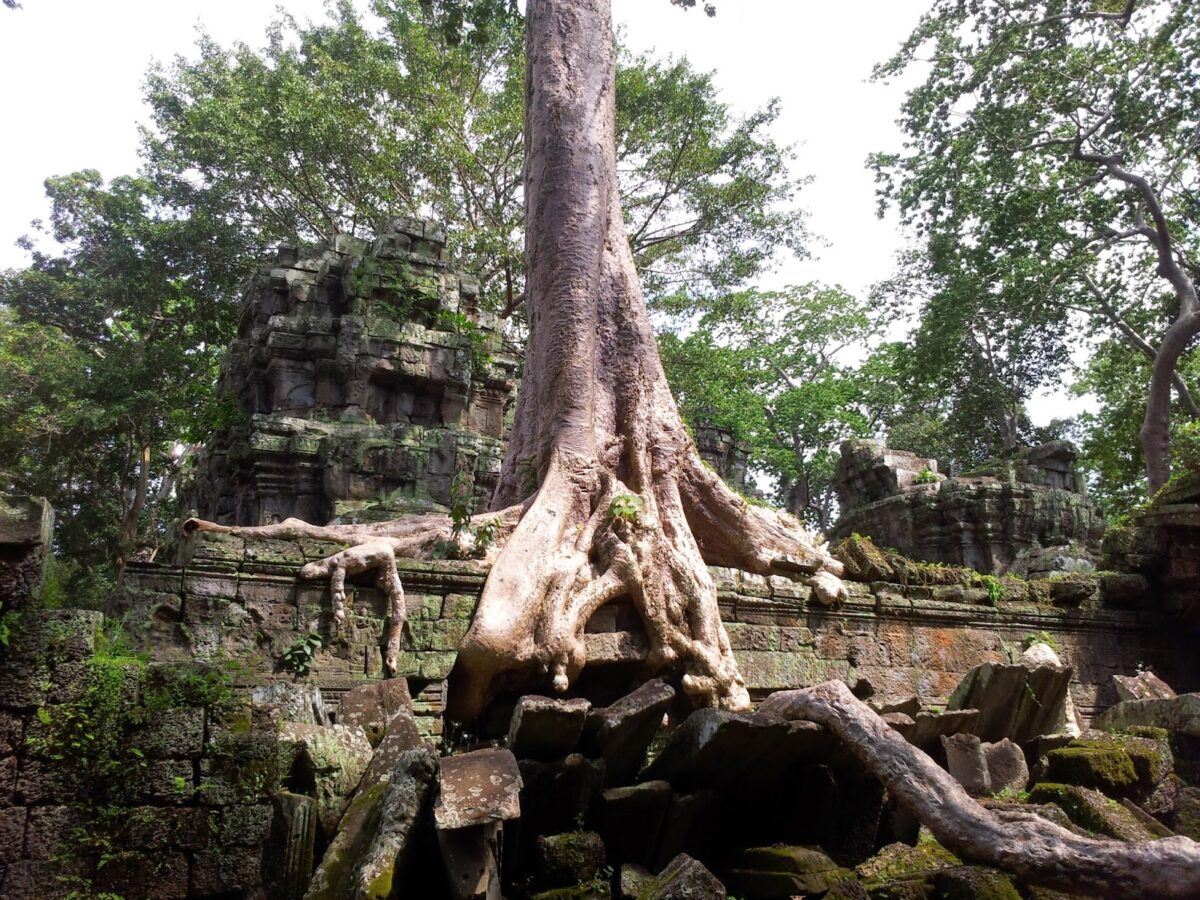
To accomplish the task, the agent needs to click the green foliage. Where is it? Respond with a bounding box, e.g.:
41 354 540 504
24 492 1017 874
980 575 1004 606
873 0 1200 485
913 467 939 485
281 632 323 678
659 284 886 527
1021 631 1060 654
609 493 644 524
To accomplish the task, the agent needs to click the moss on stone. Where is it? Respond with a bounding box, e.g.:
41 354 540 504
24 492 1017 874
1060 732 1171 795
933 866 1022 900
1044 746 1139 795
856 837 959 885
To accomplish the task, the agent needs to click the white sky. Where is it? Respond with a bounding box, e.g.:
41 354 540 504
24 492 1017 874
0 0 1077 421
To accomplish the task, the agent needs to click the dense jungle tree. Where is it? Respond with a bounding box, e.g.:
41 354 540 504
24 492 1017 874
658 284 883 528
143 0 806 315
873 0 1200 494
0 172 247 587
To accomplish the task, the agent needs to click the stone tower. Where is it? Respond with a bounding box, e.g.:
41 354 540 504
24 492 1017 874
186 219 518 526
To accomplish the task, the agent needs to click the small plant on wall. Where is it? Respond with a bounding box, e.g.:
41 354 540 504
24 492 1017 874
281 632 323 677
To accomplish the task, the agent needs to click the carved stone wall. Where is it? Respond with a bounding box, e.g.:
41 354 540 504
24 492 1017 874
184 219 518 526
832 440 1105 575
112 532 1195 737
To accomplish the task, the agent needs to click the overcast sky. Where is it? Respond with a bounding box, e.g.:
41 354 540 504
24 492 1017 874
0 1 1079 420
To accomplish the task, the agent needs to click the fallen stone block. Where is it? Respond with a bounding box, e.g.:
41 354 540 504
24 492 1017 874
933 866 1021 900
264 791 317 900
355 747 439 899
653 788 720 869
983 738 1028 795
1026 783 1160 841
507 695 591 761
726 844 853 897
941 733 990 796
947 661 1071 743
435 748 522 830
1096 693 1200 737
641 708 833 790
626 853 725 900
534 831 606 889
889 708 980 754
357 711 425 789
599 780 672 868
279 722 374 836
1114 671 1177 703
581 678 674 786
438 821 502 900
338 678 414 744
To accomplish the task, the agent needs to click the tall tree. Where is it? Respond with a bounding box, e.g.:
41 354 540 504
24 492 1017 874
873 0 1200 492
0 172 246 580
186 0 845 720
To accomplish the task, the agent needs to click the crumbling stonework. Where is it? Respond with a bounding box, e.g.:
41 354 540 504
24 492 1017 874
832 440 1104 575
692 423 750 492
0 495 52 611
184 219 518 526
112 531 1194 736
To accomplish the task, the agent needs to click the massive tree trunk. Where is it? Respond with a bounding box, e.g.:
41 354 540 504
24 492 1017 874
763 682 1200 899
447 0 843 720
186 0 843 722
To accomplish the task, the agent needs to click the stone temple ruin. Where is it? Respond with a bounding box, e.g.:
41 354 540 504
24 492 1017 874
185 218 519 526
832 439 1105 577
4 226 1200 898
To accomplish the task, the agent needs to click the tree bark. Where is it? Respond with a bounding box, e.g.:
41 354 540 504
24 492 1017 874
761 681 1200 899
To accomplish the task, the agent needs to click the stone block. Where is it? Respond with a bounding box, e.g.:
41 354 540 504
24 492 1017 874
983 739 1028 794
278 722 373 836
120 806 175 850
946 662 1071 743
642 708 834 791
191 846 264 895
358 710 425 788
251 682 329 726
599 780 671 867
0 807 25 863
518 754 607 840
581 679 674 786
23 804 84 859
941 733 990 796
435 748 522 830
130 707 205 758
1095 693 1200 737
727 845 853 897
338 678 413 744
534 831 606 889
631 853 725 899
507 695 590 761
96 850 190 900
171 807 217 850
1026 783 1159 841
438 820 502 900
354 747 439 898
0 755 15 803
264 791 318 900
1113 670 1177 702
219 803 274 846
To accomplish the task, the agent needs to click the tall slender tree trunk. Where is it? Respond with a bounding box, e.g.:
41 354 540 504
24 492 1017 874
1143 307 1200 493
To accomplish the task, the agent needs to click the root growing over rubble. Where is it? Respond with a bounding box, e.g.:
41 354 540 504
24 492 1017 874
761 681 1200 899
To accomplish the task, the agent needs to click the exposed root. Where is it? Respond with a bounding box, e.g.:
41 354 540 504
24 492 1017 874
760 681 1200 899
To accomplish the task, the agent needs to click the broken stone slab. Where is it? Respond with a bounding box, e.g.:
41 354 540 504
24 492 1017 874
1095 693 1200 737
941 733 990 796
434 748 522 831
279 722 374 837
622 853 725 900
517 753 607 843
641 708 834 790
653 789 720 870
507 695 591 761
983 739 1028 795
888 708 981 755
581 678 675 786
534 831 606 889
1026 783 1161 841
354 747 439 899
1021 643 1083 737
1114 671 1177 703
438 821 502 900
871 695 921 718
253 683 329 726
946 661 1071 744
599 779 672 868
357 711 425 790
726 845 853 897
304 782 387 900
264 791 317 900
338 678 414 744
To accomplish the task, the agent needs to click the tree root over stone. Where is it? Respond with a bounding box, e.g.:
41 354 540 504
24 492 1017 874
760 681 1200 899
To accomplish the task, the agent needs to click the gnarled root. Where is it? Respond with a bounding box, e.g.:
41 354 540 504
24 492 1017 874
760 681 1200 899
183 508 522 676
